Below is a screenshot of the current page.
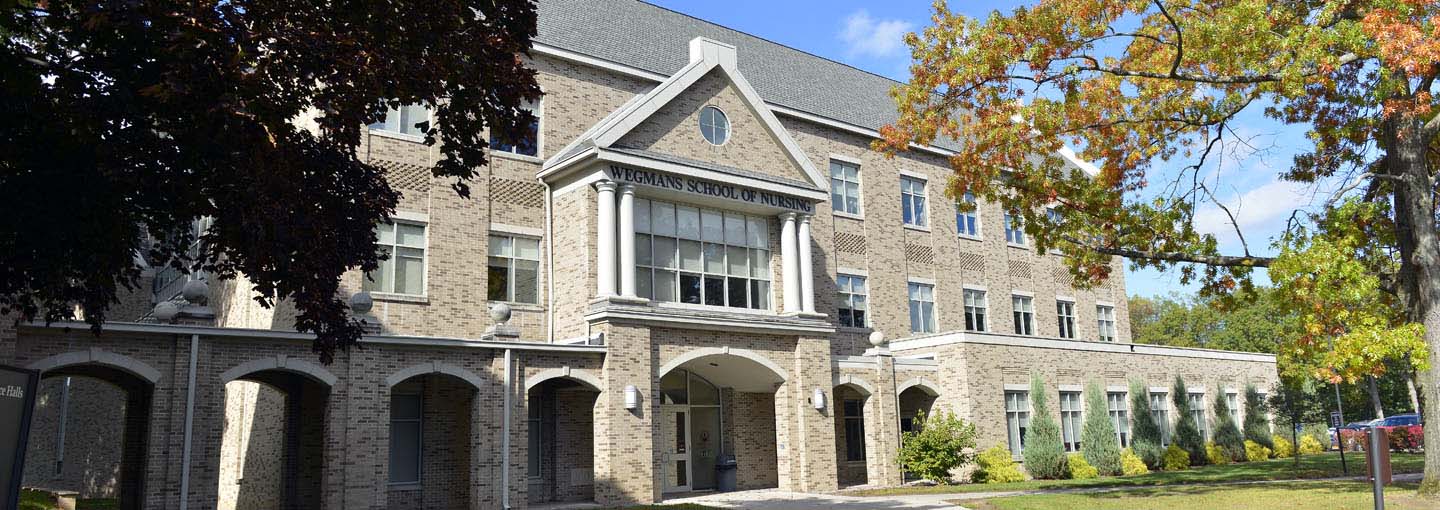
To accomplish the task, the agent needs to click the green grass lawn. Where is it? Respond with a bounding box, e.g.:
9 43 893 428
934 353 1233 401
959 480 1435 510
20 489 119 510
849 452 1423 496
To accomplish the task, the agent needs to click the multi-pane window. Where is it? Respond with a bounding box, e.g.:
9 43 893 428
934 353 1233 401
963 289 988 332
908 282 937 333
487 235 540 304
1004 213 1025 245
1227 392 1240 424
1108 392 1130 447
1057 300 1076 339
956 193 979 237
1012 295 1035 335
1060 391 1082 452
699 106 730 145
364 222 426 296
843 399 866 462
490 98 540 156
900 176 928 228
370 103 430 137
389 392 422 484
837 274 868 328
1151 392 1172 446
1097 305 1117 342
830 160 862 215
634 199 771 309
1189 393 1209 440
1005 390 1030 457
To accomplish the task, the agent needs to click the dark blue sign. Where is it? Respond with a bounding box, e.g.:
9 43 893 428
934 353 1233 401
0 365 38 510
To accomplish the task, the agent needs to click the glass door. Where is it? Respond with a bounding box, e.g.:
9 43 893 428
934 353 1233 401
662 407 691 492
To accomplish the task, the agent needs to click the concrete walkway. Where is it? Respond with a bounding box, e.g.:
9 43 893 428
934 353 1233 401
663 489 965 509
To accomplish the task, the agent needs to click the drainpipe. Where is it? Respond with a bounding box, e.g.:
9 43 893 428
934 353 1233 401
179 333 199 510
543 180 555 343
55 377 70 477
501 348 513 509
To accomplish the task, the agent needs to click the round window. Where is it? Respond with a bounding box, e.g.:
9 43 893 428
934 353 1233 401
699 106 730 145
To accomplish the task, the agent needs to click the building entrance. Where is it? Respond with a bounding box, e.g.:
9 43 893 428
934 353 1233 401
659 369 721 493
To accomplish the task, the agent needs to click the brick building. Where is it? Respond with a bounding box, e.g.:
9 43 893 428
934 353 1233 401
7 0 1277 508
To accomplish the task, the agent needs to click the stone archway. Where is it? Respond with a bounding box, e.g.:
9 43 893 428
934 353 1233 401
217 358 334 510
832 379 874 488
384 363 486 509
525 368 601 506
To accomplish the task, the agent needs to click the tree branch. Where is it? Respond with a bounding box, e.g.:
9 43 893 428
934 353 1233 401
1153 0 1184 77
1064 236 1275 267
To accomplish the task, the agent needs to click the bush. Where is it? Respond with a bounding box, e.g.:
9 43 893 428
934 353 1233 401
1273 436 1295 458
1120 448 1150 476
1389 425 1424 452
1171 377 1207 466
896 410 978 484
1299 423 1331 451
1128 380 1165 469
1245 440 1273 462
1162 444 1191 471
1205 442 1230 465
972 445 1026 484
1081 380 1123 475
1211 386 1247 462
1067 453 1099 479
1023 374 1068 479
1338 428 1366 452
1242 385 1273 450
1298 434 1325 455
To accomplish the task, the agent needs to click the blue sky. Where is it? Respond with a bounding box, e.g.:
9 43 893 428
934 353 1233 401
648 0 1323 299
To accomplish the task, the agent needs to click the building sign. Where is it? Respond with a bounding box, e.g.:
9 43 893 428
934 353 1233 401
609 165 813 213
0 365 39 510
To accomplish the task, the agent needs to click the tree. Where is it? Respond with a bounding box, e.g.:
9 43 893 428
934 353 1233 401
1243 384 1274 450
1128 379 1165 469
1171 377 1206 466
881 0 1440 494
1 1 543 362
1211 384 1247 462
1023 373 1067 479
1081 380 1123 475
897 410 978 484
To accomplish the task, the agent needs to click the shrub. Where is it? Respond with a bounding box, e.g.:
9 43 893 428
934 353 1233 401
1339 428 1366 452
1298 434 1325 455
1067 453 1099 479
1080 380 1123 475
1245 440 1273 462
1205 442 1230 465
1128 380 1165 469
972 445 1026 484
1023 374 1068 479
1120 448 1150 476
1299 423 1331 451
1389 425 1424 452
1242 385 1273 450
1171 377 1207 466
1273 436 1295 458
896 410 978 484
1211 386 1247 462
1162 444 1191 471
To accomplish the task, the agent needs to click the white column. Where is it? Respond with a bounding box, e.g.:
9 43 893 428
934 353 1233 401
618 184 637 298
780 212 799 313
596 181 618 297
798 214 815 313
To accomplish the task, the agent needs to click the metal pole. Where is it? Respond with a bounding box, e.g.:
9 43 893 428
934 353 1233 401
1369 428 1384 510
1334 380 1349 475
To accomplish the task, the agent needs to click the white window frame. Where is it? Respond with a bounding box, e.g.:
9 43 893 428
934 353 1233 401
1151 391 1172 446
1005 390 1030 459
699 105 731 146
956 192 981 239
1097 304 1117 342
370 103 431 140
908 281 937 333
1004 212 1026 247
491 97 543 159
634 198 772 311
900 174 929 229
1060 391 1083 452
829 158 863 217
963 288 988 332
1012 294 1035 336
365 219 429 297
837 273 869 329
1056 299 1076 339
1188 392 1208 440
388 391 423 485
1226 391 1240 424
487 233 542 304
842 398 866 462
1108 391 1129 447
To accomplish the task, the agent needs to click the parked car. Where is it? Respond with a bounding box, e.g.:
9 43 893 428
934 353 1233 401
1374 414 1424 452
1374 413 1422 430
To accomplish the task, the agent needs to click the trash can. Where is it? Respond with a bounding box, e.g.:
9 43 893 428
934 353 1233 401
716 454 738 492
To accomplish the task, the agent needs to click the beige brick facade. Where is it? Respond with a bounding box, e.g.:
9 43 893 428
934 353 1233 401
4 7 1278 510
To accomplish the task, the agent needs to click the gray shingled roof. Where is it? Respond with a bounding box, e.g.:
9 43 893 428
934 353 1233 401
534 0 959 151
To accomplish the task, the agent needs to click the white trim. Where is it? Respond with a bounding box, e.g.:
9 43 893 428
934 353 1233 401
769 104 956 157
1225 387 1240 395
1107 385 1128 393
587 307 834 335
1011 290 1035 297
1059 384 1083 392
896 377 939 397
837 267 869 277
828 153 864 166
601 149 830 201
491 151 545 164
1003 384 1030 392
1007 243 1030 250
386 361 488 390
525 366 604 392
962 283 988 291
1189 388 1207 395
898 169 929 181
833 375 876 397
903 224 931 233
1096 300 1117 307
886 329 1277 363
835 356 876 370
657 346 790 381
220 355 338 387
20 321 609 353
1055 295 1077 303
490 223 544 238
698 104 733 146
1150 387 1169 394
367 127 427 144
908 276 938 286
26 349 163 385
531 42 669 81
832 210 865 221
391 210 429 223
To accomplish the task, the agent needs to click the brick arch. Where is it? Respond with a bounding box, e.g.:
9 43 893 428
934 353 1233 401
525 366 602 392
896 377 939 397
386 361 487 389
219 355 337 387
833 374 875 397
27 348 162 384
657 346 790 382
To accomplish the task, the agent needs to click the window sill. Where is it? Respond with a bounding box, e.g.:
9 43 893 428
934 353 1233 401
368 129 427 144
832 210 865 221
491 151 544 164
488 301 544 312
838 326 874 334
371 292 430 304
1007 243 1030 250
903 224 931 233
958 234 982 242
387 482 422 491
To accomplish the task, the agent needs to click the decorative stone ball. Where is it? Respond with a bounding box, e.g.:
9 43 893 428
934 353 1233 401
489 302 512 325
349 291 374 315
868 330 887 348
181 279 209 305
153 301 180 323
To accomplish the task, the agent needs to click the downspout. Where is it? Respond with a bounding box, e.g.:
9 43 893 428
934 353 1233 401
501 348 513 509
179 333 199 510
543 180 555 343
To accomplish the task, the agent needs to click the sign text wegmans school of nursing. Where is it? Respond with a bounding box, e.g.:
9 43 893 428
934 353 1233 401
610 165 813 213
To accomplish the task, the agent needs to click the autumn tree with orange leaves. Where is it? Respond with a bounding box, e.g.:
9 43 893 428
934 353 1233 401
880 0 1440 494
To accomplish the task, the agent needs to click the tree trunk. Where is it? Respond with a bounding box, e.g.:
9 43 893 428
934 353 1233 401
1382 114 1440 497
1368 376 1385 419
1408 374 1421 414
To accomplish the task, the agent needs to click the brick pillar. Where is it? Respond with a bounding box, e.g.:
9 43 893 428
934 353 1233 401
867 355 903 487
778 336 838 493
593 322 656 505
335 350 386 510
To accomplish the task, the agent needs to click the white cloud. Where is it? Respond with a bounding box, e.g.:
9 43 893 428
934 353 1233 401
1193 177 1315 252
839 10 913 59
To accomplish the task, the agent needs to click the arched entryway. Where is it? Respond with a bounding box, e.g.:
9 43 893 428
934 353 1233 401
896 379 939 482
832 378 876 488
22 352 158 510
658 348 787 495
384 364 484 509
217 359 333 510
525 369 601 506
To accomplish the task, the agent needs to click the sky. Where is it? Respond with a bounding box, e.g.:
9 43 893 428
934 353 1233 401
648 0 1327 299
